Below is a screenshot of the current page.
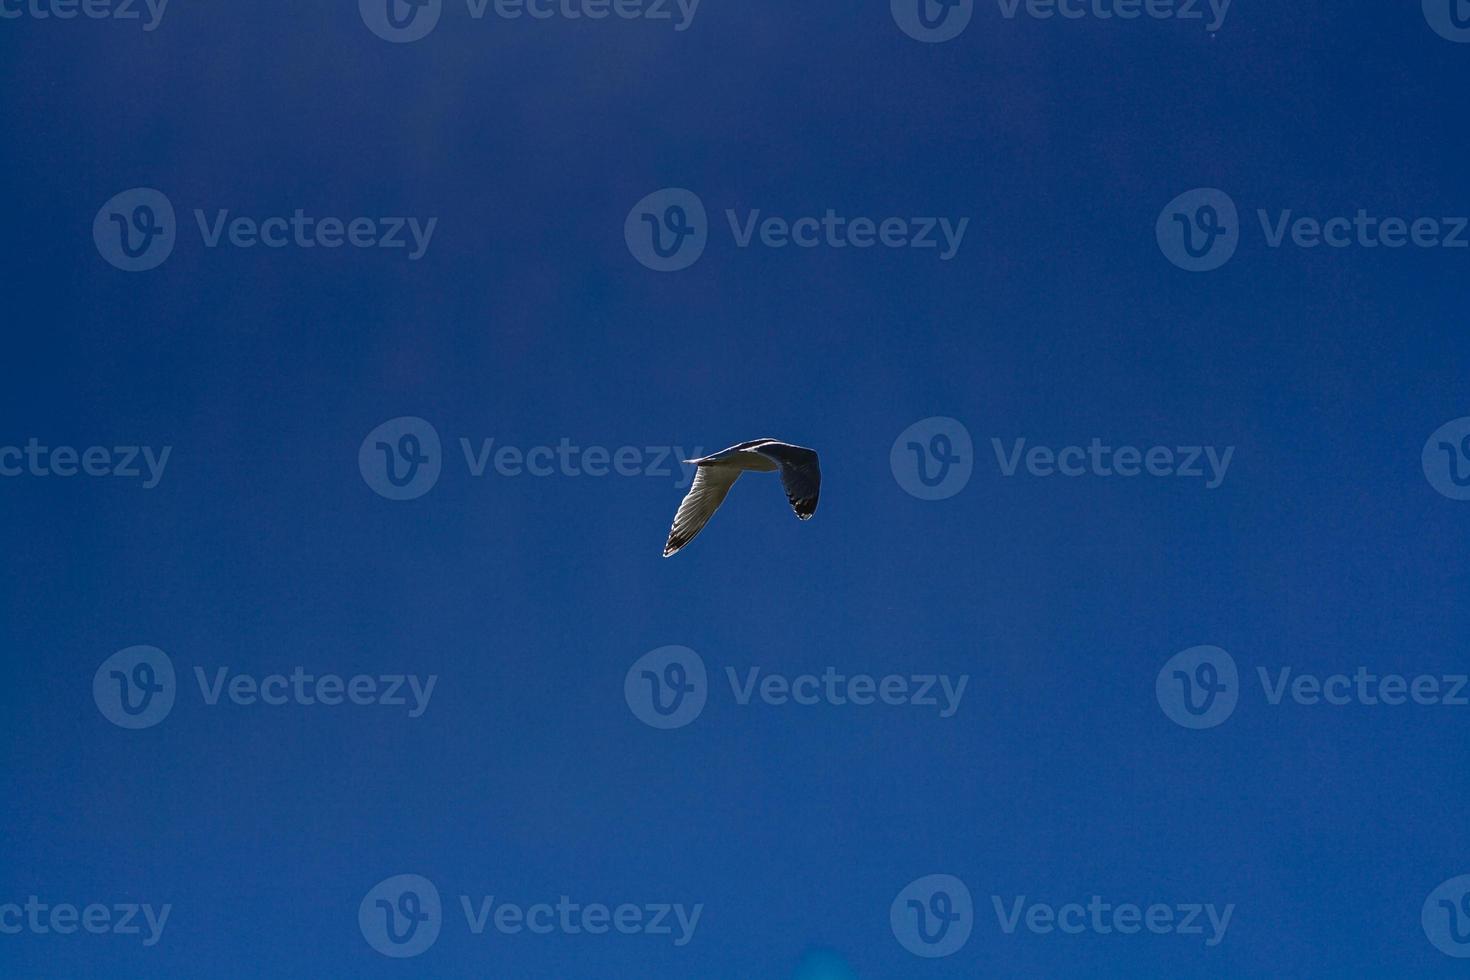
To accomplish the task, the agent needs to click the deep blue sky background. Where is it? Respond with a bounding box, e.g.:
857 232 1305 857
5 1 1470 976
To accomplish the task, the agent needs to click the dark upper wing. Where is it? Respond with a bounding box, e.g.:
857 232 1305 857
755 445 820 520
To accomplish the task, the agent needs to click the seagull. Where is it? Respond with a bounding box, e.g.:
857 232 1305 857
663 438 821 557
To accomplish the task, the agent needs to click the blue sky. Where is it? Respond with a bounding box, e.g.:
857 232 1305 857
5 1 1470 976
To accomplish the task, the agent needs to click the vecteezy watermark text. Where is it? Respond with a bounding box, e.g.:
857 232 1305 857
1158 188 1470 272
94 188 436 272
460 896 700 945
359 416 702 500
359 0 700 43
0 439 170 488
0 0 168 30
726 667 967 717
889 875 1232 958
1156 645 1470 729
193 667 436 717
991 895 1233 946
0 898 171 947
992 437 1233 488
625 188 968 271
891 0 1230 44
358 874 701 958
93 646 437 729
891 418 1235 499
624 646 969 729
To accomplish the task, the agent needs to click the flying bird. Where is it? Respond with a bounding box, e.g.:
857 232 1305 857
663 438 821 557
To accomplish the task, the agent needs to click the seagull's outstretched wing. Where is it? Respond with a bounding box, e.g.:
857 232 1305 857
663 465 741 557
756 444 821 520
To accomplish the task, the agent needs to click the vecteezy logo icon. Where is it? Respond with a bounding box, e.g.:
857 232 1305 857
93 188 176 272
360 874 442 958
891 0 973 42
624 189 708 272
1156 188 1240 272
93 645 177 729
1424 0 1470 42
890 874 973 958
1424 875 1470 957
1422 417 1470 500
890 417 974 500
359 0 441 42
624 645 708 729
359 417 442 500
1156 645 1239 729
